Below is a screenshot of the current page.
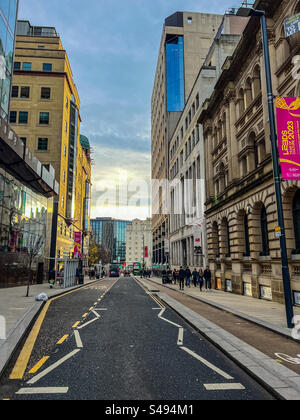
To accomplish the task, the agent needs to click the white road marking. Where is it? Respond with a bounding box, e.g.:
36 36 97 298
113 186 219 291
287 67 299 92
158 309 182 328
27 350 81 385
180 347 234 380
204 383 245 391
16 387 69 395
93 308 108 311
177 328 184 346
74 330 83 348
152 308 161 310
92 310 100 318
77 318 99 329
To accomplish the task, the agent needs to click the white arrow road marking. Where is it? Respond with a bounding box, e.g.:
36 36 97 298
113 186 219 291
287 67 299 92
27 349 81 385
16 387 69 395
204 383 245 391
180 347 234 380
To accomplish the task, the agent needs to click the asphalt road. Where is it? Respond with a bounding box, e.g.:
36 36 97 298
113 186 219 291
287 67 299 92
0 277 274 400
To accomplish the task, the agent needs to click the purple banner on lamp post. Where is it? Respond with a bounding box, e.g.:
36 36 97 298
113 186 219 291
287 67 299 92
276 97 300 180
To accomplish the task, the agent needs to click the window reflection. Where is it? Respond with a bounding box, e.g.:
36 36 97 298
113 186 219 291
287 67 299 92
0 168 48 254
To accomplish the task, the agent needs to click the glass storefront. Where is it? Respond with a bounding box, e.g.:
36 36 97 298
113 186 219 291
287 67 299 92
0 167 48 287
0 0 18 120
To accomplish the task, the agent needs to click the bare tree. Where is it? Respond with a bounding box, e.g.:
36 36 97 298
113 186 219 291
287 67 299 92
25 231 45 297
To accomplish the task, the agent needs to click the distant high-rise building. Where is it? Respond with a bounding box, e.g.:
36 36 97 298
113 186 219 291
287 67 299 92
151 12 223 266
91 217 132 263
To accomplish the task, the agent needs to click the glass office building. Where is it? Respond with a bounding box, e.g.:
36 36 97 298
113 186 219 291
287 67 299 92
166 36 185 112
0 0 18 120
0 0 59 287
91 218 132 262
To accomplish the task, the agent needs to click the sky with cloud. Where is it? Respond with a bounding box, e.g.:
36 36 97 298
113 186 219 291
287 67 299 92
18 0 240 220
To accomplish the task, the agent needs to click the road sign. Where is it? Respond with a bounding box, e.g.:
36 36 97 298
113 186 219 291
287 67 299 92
284 13 300 38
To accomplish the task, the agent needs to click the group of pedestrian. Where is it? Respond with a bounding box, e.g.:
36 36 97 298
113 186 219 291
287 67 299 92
175 266 212 292
141 269 152 278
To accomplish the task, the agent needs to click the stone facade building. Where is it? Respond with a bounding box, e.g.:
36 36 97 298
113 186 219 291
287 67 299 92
126 219 152 268
168 14 249 270
199 0 300 305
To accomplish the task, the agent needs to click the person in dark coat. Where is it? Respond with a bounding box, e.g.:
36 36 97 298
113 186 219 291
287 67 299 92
192 269 198 287
198 269 204 292
204 266 212 291
178 266 185 290
185 267 191 288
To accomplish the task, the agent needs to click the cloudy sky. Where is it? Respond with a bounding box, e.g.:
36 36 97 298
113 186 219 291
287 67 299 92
18 0 239 220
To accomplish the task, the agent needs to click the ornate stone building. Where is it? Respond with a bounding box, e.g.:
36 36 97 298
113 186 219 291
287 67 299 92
199 0 300 305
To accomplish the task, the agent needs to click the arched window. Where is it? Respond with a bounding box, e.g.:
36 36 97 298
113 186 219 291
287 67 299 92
244 214 250 257
253 66 262 98
260 206 269 256
293 190 300 250
212 222 220 258
238 88 245 117
245 78 253 107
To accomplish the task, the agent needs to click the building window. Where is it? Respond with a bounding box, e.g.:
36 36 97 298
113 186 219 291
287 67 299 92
43 63 52 72
187 17 193 24
38 46 45 49
41 87 51 99
20 86 30 99
39 112 50 125
260 206 269 256
14 62 21 71
38 138 48 151
11 86 19 98
9 111 17 123
20 137 27 146
22 62 32 71
19 112 28 124
244 214 250 257
293 190 300 251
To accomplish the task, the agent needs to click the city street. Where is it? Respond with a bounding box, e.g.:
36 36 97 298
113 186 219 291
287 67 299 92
0 277 274 400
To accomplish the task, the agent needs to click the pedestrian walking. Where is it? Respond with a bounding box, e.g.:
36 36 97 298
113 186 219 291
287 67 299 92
75 266 81 285
204 266 212 291
198 268 204 292
178 266 185 290
173 269 177 285
185 267 191 288
192 268 198 287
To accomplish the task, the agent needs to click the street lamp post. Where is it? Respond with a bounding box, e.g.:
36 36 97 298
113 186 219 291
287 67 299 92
237 7 294 328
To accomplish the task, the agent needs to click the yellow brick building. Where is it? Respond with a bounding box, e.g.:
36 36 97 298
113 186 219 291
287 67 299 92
9 21 91 268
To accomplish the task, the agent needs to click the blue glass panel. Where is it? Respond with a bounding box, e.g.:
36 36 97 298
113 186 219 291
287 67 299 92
8 0 17 33
166 36 185 112
5 31 13 74
0 16 7 56
0 0 10 21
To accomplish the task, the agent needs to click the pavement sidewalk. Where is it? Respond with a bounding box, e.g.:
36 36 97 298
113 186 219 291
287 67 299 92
145 276 300 336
